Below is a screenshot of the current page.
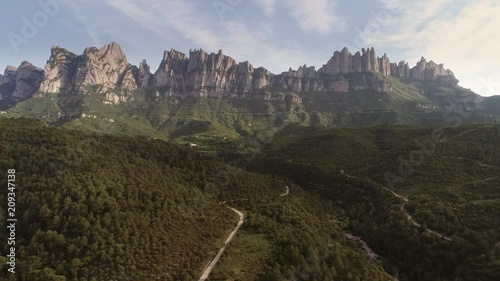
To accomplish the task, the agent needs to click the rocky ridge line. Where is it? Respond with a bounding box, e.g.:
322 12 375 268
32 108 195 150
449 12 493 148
1 42 459 105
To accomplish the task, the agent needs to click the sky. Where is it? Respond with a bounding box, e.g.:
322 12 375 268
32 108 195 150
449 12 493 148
1 0 499 96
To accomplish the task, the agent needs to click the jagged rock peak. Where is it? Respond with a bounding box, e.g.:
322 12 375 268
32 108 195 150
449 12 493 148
139 59 149 70
83 47 98 54
9 42 462 103
76 42 133 91
0 61 44 103
5 65 18 72
40 46 78 93
39 42 138 96
87 42 126 61
164 49 188 60
317 47 456 85
409 56 455 82
19 61 40 69
47 45 77 60
237 61 254 73
137 59 152 89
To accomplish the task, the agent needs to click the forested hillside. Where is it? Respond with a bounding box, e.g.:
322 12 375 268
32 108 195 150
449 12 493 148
0 117 393 280
251 124 500 280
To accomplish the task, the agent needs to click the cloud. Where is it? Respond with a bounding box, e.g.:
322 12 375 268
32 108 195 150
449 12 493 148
284 0 345 34
252 0 277 17
358 0 455 48
65 2 102 47
359 0 500 96
98 0 310 73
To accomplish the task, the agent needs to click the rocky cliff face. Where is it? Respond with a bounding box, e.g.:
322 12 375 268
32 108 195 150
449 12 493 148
0 66 18 101
317 47 458 86
0 43 462 106
0 62 44 106
40 42 139 102
149 47 394 97
153 48 272 98
275 65 392 93
407 57 458 86
39 47 77 94
38 43 457 100
270 46 458 94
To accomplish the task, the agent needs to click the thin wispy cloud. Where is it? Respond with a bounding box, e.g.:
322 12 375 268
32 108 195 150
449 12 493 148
362 0 455 47
65 2 103 47
252 0 277 17
360 0 500 95
284 0 345 34
101 0 310 72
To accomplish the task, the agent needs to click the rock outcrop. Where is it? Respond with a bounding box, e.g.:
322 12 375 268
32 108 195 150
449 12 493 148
152 48 272 98
137 60 153 89
0 43 462 108
13 61 45 101
0 66 18 100
75 42 137 93
39 46 77 94
0 62 44 105
275 67 392 93
390 61 410 79
408 57 458 86
149 46 395 97
40 42 138 101
318 47 457 86
36 43 457 98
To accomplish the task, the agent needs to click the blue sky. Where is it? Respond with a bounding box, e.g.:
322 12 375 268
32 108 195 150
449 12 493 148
1 0 499 96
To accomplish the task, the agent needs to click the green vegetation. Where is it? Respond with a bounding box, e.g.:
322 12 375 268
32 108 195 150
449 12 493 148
2 80 500 280
0 118 237 280
212 186 392 281
11 82 495 146
210 231 272 280
251 123 500 280
0 118 393 280
6 93 62 123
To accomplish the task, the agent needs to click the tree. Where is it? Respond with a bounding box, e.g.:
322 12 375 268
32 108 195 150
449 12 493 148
71 258 83 279
28 268 66 281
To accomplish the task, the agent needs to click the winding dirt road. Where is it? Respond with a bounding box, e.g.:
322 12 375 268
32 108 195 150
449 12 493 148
199 186 289 280
402 205 452 241
198 208 244 281
281 185 290 196
340 169 451 241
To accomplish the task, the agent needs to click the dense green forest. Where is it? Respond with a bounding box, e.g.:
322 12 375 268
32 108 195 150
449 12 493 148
0 118 394 280
250 123 500 280
211 184 392 281
1 116 499 280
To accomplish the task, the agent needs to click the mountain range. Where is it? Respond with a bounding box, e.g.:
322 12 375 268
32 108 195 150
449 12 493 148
1 42 500 280
0 42 463 101
1 42 499 140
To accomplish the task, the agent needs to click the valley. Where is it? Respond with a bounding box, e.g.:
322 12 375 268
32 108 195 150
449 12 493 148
0 41 499 280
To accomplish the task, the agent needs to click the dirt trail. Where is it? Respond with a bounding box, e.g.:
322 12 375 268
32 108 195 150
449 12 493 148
346 233 379 260
395 194 452 241
199 186 289 280
339 169 452 241
198 208 244 281
281 185 290 196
